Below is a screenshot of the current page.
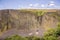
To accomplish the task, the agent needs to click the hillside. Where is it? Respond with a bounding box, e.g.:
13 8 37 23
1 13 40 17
0 9 60 39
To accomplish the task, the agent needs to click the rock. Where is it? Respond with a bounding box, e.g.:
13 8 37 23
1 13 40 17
0 9 59 39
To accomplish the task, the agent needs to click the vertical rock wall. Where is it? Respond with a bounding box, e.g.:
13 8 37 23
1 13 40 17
0 9 59 39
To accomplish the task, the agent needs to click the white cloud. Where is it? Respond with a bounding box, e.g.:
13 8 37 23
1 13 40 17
48 3 55 6
41 4 45 7
29 4 33 7
29 3 39 7
50 1 54 3
48 1 55 6
34 3 39 7
28 3 39 9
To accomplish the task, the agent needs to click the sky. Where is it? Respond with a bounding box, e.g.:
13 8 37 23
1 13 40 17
0 0 60 9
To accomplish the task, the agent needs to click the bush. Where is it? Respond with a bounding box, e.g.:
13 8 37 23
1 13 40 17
43 35 57 40
43 24 60 40
4 23 60 40
26 36 41 40
5 35 28 40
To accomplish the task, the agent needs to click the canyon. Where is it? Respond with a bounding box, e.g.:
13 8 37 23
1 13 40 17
0 9 60 39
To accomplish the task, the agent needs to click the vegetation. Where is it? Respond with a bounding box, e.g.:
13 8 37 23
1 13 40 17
4 23 60 40
5 35 28 40
4 35 41 40
35 11 45 16
42 23 60 40
20 10 46 16
0 10 60 40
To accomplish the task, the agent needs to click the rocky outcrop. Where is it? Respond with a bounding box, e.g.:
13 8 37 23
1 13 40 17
0 9 59 39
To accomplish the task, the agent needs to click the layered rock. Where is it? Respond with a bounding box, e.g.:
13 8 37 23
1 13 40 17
0 9 59 39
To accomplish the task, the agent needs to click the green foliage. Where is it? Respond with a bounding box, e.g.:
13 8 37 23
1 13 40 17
5 35 41 40
20 10 46 16
26 36 41 40
42 23 60 40
35 11 45 16
43 36 57 40
5 35 28 40
4 24 60 40
55 24 60 37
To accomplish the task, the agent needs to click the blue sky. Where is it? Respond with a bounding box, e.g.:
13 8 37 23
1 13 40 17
0 0 60 9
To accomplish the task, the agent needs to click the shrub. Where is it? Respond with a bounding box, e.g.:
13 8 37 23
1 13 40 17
5 35 28 40
4 23 60 40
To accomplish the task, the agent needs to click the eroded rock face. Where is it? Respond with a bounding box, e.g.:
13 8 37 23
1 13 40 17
0 9 59 39
42 12 58 31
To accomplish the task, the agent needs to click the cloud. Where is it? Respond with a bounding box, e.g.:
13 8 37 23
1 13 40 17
29 4 33 7
21 1 57 9
48 3 55 6
41 4 45 7
50 1 54 3
28 3 39 9
49 1 55 6
34 3 39 7
29 3 39 7
48 1 56 7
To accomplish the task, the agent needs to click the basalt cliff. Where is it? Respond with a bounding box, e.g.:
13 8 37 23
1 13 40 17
0 9 60 39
